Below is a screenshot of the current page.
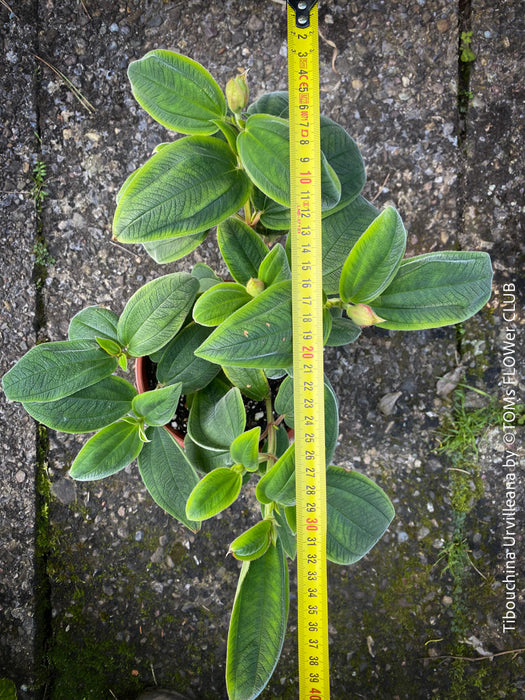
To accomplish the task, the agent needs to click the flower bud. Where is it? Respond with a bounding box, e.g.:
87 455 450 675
226 72 249 114
346 303 385 327
246 277 265 297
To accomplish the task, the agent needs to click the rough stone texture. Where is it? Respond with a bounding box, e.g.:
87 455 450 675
1 1 524 699
0 10 39 690
462 0 524 265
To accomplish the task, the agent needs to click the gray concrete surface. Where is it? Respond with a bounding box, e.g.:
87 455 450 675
1 11 40 688
1 1 524 698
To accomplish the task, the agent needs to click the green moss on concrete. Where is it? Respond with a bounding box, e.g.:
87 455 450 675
431 384 523 699
168 542 188 566
44 524 146 698
34 423 53 695
48 616 143 699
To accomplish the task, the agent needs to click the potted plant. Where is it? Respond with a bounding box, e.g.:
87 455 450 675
2 51 492 700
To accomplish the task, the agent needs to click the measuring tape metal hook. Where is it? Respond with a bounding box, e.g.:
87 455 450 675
287 0 318 28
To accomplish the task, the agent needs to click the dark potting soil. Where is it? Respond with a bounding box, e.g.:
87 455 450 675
141 356 284 438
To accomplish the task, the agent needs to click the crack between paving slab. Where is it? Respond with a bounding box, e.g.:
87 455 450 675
31 0 54 693
457 0 474 150
455 0 474 360
441 3 493 679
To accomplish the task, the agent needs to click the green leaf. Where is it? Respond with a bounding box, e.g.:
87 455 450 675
320 116 366 212
143 230 209 264
95 337 122 356
113 136 250 243
284 505 296 534
68 306 119 342
138 426 201 531
222 365 270 401
247 94 365 212
274 376 294 428
187 379 246 452
265 368 288 380
195 281 292 368
258 244 290 287
237 114 341 211
340 206 407 303
184 434 232 474
226 540 288 700
325 313 361 347
156 323 221 394
132 383 182 426
251 189 290 231
323 377 339 464
127 50 226 134
117 272 199 357
229 519 273 561
247 91 289 118
371 251 493 330
273 375 339 463
230 427 261 472
0 678 17 700
322 195 379 295
274 507 296 560
2 340 117 403
192 282 252 326
69 420 144 481
22 376 136 433
191 262 223 293
274 424 292 459
237 115 289 206
326 466 395 565
323 305 333 344
186 467 242 520
217 217 269 285
256 443 296 506
212 118 239 152
317 152 345 214
116 167 140 205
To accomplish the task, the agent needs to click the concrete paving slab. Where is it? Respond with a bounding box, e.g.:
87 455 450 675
1 1 523 698
0 12 40 692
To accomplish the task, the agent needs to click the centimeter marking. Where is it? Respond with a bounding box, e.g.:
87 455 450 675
287 4 330 700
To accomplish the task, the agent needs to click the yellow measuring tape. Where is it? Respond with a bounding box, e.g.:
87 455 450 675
287 2 330 698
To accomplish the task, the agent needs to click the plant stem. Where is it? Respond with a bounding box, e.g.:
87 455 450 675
265 395 277 467
243 201 252 224
325 298 344 309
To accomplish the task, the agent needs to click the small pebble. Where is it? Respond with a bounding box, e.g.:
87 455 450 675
151 546 164 564
151 581 164 595
248 14 263 32
417 526 430 540
436 18 450 33
379 391 402 416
